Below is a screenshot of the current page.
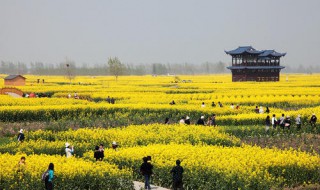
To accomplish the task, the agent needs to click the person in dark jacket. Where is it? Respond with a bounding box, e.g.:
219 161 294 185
140 157 153 190
310 113 317 128
255 106 259 114
265 115 271 132
185 116 191 125
266 107 270 114
165 117 170 124
284 116 291 130
170 160 184 190
196 116 205 125
94 146 100 161
17 129 25 142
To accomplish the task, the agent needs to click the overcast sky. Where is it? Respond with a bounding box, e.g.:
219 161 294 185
0 0 319 66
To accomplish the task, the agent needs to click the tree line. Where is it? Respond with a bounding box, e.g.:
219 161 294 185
0 59 228 76
0 59 318 76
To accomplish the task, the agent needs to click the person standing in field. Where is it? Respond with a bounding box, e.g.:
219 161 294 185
279 114 285 129
295 115 302 130
17 129 25 142
185 116 191 125
310 113 317 128
211 102 216 107
94 146 100 161
218 102 223 107
266 107 270 114
112 141 118 151
284 116 291 130
259 106 264 114
140 157 153 190
45 163 54 190
272 114 277 129
230 103 234 109
106 96 111 103
196 116 205 125
255 106 259 113
99 144 104 160
236 104 240 110
165 117 170 124
265 115 271 132
170 160 184 190
201 102 206 108
65 143 74 158
207 114 216 127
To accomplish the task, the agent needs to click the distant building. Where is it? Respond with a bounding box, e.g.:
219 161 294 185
4 75 26 86
225 46 286 82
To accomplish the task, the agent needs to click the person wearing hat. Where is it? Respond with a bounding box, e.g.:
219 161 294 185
196 116 205 125
112 141 118 151
65 143 74 158
17 129 25 142
185 116 190 125
295 114 302 130
170 160 184 190
310 113 317 128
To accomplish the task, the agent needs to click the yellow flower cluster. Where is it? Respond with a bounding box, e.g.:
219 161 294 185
0 153 132 189
87 144 320 189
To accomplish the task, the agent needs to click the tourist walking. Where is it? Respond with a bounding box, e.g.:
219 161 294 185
196 116 205 125
271 114 277 129
296 115 302 130
112 141 118 151
279 114 285 129
99 144 104 160
284 116 291 130
170 160 184 190
165 117 170 124
140 157 153 190
44 163 54 190
255 106 259 113
310 113 317 128
265 115 271 132
94 146 100 161
65 143 74 158
17 129 25 142
179 117 185 125
259 106 264 114
185 116 190 125
266 107 270 114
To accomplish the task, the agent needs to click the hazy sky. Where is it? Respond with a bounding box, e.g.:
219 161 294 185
0 0 319 67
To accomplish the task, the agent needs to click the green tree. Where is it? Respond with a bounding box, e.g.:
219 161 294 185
108 57 125 80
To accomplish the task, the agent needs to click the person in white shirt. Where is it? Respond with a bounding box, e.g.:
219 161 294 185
201 102 206 108
65 143 74 158
179 117 185 125
259 106 264 114
271 114 277 129
295 115 302 130
230 103 235 109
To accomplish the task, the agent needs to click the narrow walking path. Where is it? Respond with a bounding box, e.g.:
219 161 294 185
133 181 170 190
